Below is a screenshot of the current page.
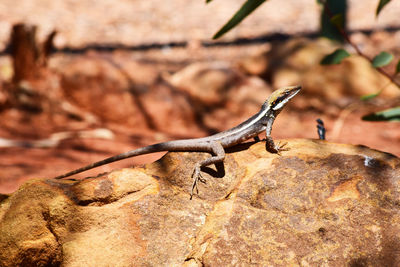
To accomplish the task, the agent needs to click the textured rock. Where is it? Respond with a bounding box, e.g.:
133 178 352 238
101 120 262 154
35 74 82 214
1 139 400 266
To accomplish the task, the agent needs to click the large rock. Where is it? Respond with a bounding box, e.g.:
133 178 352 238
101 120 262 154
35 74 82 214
0 139 399 266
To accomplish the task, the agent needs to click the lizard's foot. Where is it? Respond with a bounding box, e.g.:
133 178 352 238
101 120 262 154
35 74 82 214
266 139 288 155
274 141 289 155
190 167 206 199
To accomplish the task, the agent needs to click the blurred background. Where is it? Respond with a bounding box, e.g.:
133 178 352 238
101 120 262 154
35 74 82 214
0 0 399 193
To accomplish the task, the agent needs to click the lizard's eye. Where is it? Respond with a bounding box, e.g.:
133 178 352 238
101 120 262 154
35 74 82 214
271 95 291 110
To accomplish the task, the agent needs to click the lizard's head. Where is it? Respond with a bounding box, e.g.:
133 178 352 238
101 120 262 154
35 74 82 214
265 85 301 112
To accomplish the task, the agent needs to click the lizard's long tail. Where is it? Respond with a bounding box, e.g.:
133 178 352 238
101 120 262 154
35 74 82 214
53 142 173 179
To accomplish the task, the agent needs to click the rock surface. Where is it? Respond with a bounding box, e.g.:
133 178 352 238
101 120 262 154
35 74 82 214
0 139 399 266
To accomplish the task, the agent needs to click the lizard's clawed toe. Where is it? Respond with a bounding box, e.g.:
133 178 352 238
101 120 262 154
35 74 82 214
190 168 205 199
275 141 289 155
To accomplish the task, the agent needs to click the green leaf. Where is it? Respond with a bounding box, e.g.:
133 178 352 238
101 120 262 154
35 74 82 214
360 90 382 101
362 107 400 121
330 13 344 29
320 48 350 65
376 0 391 16
372 51 393 68
396 60 400 74
206 0 213 3
213 0 266 39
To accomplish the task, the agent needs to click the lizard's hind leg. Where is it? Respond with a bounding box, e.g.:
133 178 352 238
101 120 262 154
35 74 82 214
190 142 225 199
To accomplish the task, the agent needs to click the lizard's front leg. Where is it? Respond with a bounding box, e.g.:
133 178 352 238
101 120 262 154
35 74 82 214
265 117 288 154
190 142 225 199
265 136 287 154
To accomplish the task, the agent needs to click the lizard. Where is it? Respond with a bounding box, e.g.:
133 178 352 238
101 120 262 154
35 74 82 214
53 85 301 198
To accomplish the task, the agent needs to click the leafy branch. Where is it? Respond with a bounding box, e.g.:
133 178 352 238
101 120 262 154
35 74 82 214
319 0 400 90
318 0 400 121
